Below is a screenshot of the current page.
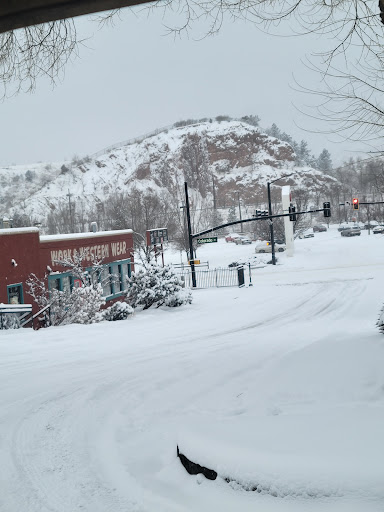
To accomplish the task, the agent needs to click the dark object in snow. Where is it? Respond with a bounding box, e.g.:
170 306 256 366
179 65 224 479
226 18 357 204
176 445 217 480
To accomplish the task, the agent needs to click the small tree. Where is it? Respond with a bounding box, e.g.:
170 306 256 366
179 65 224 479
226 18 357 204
26 254 107 326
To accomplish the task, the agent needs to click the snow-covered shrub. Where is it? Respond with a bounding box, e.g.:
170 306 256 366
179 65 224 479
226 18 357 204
102 301 134 321
126 265 192 310
376 306 384 334
64 284 105 325
1 314 21 330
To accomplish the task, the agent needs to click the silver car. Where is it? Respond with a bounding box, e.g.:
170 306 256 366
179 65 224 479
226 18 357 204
255 241 286 253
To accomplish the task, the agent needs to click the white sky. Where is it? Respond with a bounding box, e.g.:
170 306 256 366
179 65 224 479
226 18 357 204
0 7 368 167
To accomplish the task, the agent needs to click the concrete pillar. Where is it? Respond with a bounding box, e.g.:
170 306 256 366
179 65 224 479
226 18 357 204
281 185 294 257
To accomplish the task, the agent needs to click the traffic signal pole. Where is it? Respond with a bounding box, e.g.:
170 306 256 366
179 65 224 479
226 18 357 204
184 182 197 288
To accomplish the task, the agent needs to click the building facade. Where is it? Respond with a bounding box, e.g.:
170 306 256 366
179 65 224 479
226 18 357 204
0 227 134 314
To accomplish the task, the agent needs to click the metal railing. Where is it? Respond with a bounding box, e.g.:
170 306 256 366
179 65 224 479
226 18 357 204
176 263 266 289
178 267 241 289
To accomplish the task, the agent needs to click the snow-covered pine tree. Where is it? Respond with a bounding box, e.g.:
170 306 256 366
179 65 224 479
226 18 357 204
227 204 237 224
126 265 192 310
317 149 333 173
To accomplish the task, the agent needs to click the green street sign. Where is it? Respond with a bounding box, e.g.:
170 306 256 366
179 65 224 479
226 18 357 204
197 237 218 244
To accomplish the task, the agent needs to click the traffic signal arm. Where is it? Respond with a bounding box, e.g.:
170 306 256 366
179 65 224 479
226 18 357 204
192 204 332 238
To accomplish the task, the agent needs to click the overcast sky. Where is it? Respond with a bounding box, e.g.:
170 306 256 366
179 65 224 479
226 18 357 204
0 7 368 167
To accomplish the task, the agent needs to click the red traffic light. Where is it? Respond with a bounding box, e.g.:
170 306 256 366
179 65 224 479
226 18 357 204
353 198 359 210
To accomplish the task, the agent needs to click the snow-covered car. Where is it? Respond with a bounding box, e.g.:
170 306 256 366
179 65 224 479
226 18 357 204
234 236 252 245
341 227 361 237
364 220 379 230
313 225 327 232
255 241 286 253
338 223 352 231
225 233 244 242
298 233 315 239
373 225 384 234
225 234 238 242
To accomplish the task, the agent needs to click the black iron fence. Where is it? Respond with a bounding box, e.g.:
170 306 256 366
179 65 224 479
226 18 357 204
176 264 265 289
177 266 245 289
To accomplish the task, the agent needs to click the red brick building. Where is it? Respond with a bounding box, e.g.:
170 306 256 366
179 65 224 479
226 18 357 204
0 227 134 314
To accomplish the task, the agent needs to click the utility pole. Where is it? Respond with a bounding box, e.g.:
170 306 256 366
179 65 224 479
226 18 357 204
212 175 217 210
184 182 196 288
67 189 74 233
238 193 243 232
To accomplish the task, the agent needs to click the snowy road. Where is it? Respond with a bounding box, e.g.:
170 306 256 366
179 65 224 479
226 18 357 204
2 228 384 512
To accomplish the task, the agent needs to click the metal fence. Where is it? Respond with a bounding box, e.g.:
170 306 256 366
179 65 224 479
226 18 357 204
178 267 242 289
175 264 265 289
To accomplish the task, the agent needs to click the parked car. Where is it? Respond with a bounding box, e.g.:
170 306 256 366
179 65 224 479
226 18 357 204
298 233 315 239
338 223 351 231
234 236 252 245
341 227 361 237
225 233 239 242
313 224 327 232
255 241 286 253
364 221 379 230
373 225 384 234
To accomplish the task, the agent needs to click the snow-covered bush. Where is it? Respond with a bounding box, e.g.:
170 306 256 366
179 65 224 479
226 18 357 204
102 301 134 321
0 314 21 330
64 284 105 325
126 265 192 310
376 306 384 334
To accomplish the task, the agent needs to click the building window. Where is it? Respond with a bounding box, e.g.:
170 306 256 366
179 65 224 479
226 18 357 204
99 259 131 298
7 283 24 304
101 267 112 297
48 272 72 293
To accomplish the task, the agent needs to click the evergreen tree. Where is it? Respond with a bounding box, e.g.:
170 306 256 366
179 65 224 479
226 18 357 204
210 209 224 234
317 149 333 173
267 123 281 139
227 204 237 224
299 140 311 165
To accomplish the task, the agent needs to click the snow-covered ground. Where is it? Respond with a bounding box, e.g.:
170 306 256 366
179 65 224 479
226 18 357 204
1 225 384 512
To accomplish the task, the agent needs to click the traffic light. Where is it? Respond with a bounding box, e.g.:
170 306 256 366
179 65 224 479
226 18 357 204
289 204 297 221
353 198 359 210
323 202 331 218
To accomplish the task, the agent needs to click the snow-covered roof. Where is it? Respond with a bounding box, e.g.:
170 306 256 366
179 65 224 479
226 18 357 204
0 227 40 236
40 229 133 243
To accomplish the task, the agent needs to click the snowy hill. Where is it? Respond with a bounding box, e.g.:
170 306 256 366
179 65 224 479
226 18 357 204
0 120 336 230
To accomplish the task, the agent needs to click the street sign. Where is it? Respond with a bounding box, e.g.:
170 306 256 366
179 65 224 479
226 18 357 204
197 237 218 244
189 259 201 265
146 228 168 246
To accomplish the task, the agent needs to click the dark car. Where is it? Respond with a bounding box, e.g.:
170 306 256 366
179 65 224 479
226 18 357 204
313 225 327 232
341 227 361 237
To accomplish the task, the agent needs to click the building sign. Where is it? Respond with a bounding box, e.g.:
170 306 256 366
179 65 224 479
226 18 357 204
146 228 168 246
197 237 217 244
50 241 128 266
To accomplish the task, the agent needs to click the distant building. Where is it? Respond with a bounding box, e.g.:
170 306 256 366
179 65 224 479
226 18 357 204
0 227 134 313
